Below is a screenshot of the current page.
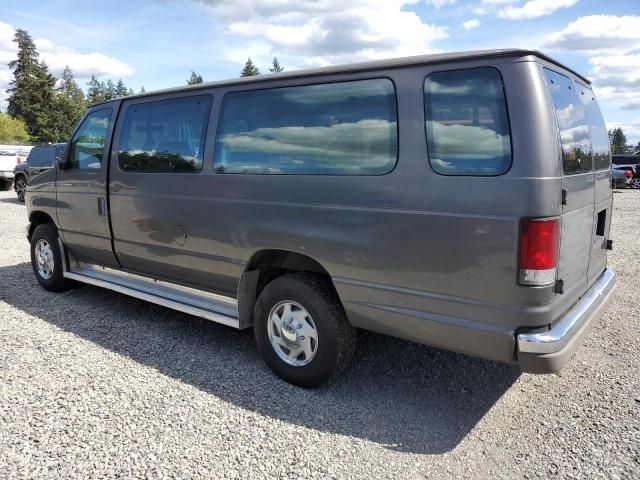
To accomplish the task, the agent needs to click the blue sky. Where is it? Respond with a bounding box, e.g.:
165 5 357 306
0 0 639 141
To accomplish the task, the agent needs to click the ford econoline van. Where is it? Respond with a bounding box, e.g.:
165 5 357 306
25 49 616 387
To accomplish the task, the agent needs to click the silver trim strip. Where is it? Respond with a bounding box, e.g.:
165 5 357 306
517 269 616 354
64 261 239 329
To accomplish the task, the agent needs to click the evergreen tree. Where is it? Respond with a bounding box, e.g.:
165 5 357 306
51 65 86 141
610 127 627 154
269 57 284 73
139 86 146 94
6 28 57 142
87 75 106 105
187 71 203 85
104 79 116 101
240 58 260 77
115 78 129 97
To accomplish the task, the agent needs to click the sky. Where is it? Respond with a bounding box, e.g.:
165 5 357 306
0 0 639 142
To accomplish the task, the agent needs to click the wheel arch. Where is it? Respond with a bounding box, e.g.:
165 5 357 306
27 210 56 241
237 249 341 329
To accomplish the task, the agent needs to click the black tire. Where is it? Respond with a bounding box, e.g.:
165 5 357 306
0 179 12 191
30 223 73 292
254 273 356 388
14 175 26 202
631 178 640 190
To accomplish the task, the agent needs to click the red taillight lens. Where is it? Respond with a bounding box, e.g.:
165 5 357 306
624 170 632 178
16 156 21 165
519 218 560 285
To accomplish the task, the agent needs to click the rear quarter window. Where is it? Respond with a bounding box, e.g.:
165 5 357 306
575 83 610 171
423 67 512 176
543 68 593 174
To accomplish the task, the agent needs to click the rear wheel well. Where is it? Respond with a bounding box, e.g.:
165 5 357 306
237 250 339 328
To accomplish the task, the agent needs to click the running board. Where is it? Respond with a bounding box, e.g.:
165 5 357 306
63 260 240 329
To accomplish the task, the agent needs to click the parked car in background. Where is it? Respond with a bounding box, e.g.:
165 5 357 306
0 146 32 191
13 144 66 202
612 154 640 189
612 166 632 188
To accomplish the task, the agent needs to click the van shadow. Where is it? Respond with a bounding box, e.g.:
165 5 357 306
0 262 520 455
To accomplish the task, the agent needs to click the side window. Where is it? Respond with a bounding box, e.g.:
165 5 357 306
28 147 54 167
424 67 512 176
118 95 212 173
576 83 611 171
543 69 593 174
68 109 112 170
214 79 397 175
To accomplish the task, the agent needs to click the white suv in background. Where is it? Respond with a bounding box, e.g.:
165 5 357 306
0 145 31 191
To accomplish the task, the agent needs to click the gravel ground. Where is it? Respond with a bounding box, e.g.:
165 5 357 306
0 188 638 479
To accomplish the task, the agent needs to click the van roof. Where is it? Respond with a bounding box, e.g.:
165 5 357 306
94 49 589 106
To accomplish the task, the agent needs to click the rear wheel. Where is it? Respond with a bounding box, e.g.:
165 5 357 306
631 178 640 189
30 224 73 292
254 273 356 388
14 175 26 202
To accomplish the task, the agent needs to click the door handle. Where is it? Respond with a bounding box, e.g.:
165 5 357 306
97 197 106 217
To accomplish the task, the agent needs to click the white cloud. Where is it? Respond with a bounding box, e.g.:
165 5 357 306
462 19 480 30
499 0 579 21
425 0 457 8
540 16 640 112
195 0 448 67
481 0 516 4
0 20 132 111
542 15 640 54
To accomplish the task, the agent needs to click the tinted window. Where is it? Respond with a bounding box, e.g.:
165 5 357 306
214 79 397 175
575 83 610 171
118 95 212 173
424 68 512 176
612 155 639 166
543 69 593 174
28 146 55 167
69 109 112 170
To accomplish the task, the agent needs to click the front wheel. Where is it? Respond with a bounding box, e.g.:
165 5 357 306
254 273 356 388
14 175 26 202
30 224 73 292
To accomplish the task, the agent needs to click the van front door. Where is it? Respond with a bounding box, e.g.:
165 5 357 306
56 107 120 268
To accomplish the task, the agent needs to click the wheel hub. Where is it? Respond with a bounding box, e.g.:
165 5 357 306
268 300 318 367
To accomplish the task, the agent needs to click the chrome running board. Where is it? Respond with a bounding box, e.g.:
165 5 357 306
64 259 240 329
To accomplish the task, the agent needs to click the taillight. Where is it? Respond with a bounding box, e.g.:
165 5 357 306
16 156 21 165
519 217 560 286
624 170 632 178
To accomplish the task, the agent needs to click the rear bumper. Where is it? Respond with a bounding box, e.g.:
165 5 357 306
517 268 616 373
0 170 14 180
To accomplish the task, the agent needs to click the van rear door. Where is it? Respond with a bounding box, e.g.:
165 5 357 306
543 68 595 300
576 83 613 286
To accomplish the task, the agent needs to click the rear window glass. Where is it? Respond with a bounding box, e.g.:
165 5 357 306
118 95 212 173
214 78 397 175
424 67 512 176
28 146 55 167
612 156 640 166
575 83 610 171
543 69 593 174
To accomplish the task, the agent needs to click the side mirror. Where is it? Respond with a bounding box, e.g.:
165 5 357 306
57 148 70 170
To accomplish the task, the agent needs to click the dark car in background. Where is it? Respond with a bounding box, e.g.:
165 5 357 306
612 166 632 188
13 144 66 202
612 153 640 189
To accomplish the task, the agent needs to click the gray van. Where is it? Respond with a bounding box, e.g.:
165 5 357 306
25 49 616 387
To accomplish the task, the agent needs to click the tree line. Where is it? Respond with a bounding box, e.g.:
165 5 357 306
1 28 143 144
187 57 284 85
608 127 640 154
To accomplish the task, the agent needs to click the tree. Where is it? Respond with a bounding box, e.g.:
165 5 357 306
6 28 57 142
87 75 106 105
51 65 86 141
115 78 129 97
609 127 627 154
240 57 260 77
269 57 284 73
139 86 146 94
187 71 203 85
0 113 29 143
104 79 116 101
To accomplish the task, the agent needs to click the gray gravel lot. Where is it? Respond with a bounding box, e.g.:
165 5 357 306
0 188 638 479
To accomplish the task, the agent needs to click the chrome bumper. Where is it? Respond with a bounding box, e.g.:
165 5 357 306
517 268 616 373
